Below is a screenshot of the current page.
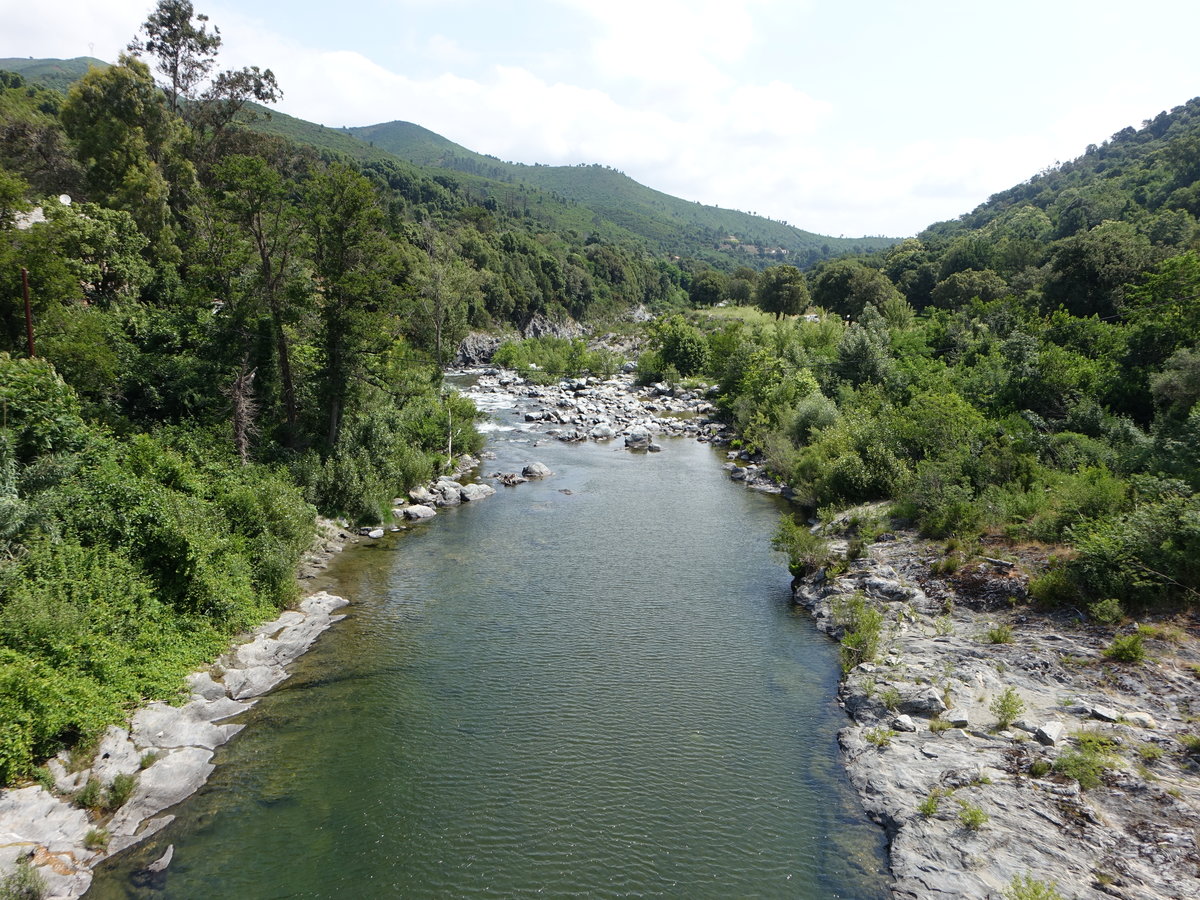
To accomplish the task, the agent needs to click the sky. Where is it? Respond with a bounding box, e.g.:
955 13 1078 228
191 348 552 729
4 0 1200 238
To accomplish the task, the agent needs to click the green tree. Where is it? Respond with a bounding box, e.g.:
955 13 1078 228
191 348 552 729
303 163 401 447
128 0 222 116
755 265 809 319
811 259 900 319
213 153 308 438
688 268 727 307
59 55 185 256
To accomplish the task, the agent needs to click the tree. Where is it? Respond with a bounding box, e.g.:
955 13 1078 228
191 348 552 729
213 154 308 439
755 265 809 319
303 164 400 447
688 268 727 307
128 0 280 150
412 235 479 367
59 56 180 254
128 0 221 116
810 259 900 319
1043 221 1154 318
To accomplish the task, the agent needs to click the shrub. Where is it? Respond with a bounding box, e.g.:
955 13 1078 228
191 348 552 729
985 623 1014 644
1103 633 1145 663
933 614 954 636
1005 874 1064 900
865 727 897 748
881 687 902 711
107 772 137 808
0 854 47 900
929 717 954 734
1053 748 1109 790
990 687 1025 729
1088 597 1123 625
918 787 943 817
74 777 103 811
831 592 885 673
771 515 830 577
1028 759 1052 778
957 799 988 830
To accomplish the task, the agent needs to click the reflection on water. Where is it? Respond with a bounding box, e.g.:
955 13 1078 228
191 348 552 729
89 408 888 899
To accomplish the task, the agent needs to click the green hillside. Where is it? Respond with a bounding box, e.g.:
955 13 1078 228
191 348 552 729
346 120 894 266
0 56 107 93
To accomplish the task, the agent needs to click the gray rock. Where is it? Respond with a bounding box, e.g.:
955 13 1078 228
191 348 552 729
146 844 174 873
522 462 552 478
893 714 918 732
107 747 215 838
460 483 496 501
589 423 616 440
943 709 971 729
131 698 250 749
90 727 141 785
1090 704 1120 722
1124 711 1158 729
222 665 289 701
1036 721 1065 746
363 527 385 539
403 504 437 520
625 429 650 449
409 486 435 504
900 687 947 716
647 442 663 452
185 671 227 701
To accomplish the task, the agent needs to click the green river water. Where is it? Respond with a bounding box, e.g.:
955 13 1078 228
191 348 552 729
88 392 889 898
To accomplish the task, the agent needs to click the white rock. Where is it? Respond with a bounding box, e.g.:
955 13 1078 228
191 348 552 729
403 504 437 520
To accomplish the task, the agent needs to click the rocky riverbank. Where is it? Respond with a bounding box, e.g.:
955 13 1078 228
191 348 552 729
795 513 1200 899
0 458 506 899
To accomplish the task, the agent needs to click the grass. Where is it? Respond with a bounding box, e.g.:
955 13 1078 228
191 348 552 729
1053 748 1110 790
929 716 955 734
83 828 109 852
933 614 954 636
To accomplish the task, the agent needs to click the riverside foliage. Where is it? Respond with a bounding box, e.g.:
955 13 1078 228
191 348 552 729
669 97 1200 616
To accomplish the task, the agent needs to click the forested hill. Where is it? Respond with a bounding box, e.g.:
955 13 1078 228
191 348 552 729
344 119 894 266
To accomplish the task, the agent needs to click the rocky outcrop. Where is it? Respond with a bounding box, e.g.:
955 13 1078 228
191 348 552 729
793 525 1200 900
521 313 585 340
454 332 505 366
0 592 350 899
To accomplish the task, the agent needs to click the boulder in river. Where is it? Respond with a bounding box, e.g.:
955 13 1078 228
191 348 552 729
522 462 552 478
403 504 437 520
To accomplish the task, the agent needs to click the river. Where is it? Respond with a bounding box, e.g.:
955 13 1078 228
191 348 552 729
88 392 889 898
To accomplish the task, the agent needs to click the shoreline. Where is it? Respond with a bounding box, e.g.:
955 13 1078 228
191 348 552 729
0 462 497 899
793 517 1200 899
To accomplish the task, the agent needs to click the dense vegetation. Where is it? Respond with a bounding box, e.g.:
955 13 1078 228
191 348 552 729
0 0 702 785
665 99 1200 617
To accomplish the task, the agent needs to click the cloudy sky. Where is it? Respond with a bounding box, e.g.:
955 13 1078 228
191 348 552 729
4 0 1199 237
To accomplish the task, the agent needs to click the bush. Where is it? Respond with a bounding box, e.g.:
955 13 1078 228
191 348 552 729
832 592 885 673
1103 633 1145 663
985 623 1014 644
771 515 830 576
1088 597 1124 625
957 799 988 830
1005 874 1064 900
917 787 943 817
0 854 47 900
864 727 897 748
990 687 1025 729
1053 748 1109 790
83 828 109 851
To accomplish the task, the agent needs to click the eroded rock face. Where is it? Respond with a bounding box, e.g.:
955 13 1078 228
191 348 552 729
793 525 1200 900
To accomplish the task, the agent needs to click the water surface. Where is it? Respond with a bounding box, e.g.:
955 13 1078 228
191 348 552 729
89 406 888 898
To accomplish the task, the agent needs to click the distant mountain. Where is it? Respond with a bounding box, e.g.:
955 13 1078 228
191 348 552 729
344 120 895 265
0 56 108 93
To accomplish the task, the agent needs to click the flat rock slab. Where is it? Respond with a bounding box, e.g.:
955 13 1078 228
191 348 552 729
106 748 214 839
